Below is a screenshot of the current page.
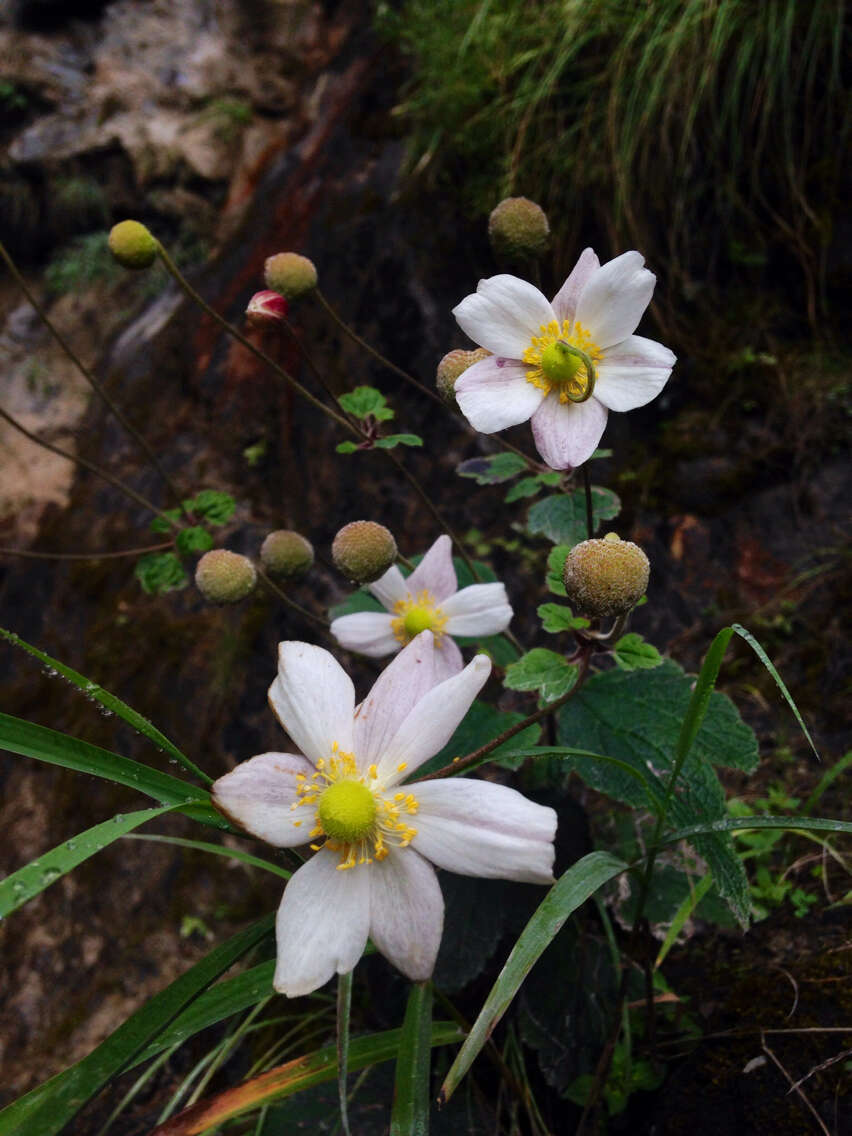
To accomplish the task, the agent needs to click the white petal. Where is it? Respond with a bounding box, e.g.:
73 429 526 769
273 850 370 997
551 248 600 326
432 635 464 680
405 535 457 602
369 847 443 982
412 780 556 884
455 356 544 434
269 642 354 766
530 394 608 470
368 564 407 610
574 251 656 349
594 335 676 412
354 631 438 769
442 583 513 638
211 752 315 847
376 655 492 785
330 612 399 657
453 274 555 358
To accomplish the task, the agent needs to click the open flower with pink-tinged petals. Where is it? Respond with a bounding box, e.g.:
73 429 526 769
453 249 676 469
212 633 557 996
330 534 513 680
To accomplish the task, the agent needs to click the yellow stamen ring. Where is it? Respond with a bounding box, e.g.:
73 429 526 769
522 319 602 404
391 590 448 647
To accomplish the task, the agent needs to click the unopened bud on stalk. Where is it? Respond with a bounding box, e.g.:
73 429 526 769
562 533 649 619
260 530 314 580
332 521 397 584
436 347 491 402
488 197 550 261
195 549 257 604
246 290 289 328
108 220 158 269
264 252 318 300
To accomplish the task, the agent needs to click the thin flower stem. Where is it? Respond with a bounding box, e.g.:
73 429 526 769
0 542 173 560
582 464 594 539
0 239 184 504
416 649 592 782
256 567 329 630
0 404 181 528
281 315 348 414
336 970 353 1136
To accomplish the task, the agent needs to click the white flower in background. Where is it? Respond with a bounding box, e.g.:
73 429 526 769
453 249 676 469
330 534 513 680
212 633 556 997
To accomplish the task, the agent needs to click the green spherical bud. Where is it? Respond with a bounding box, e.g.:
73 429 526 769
332 521 397 585
260 530 314 580
488 197 550 261
562 533 649 619
264 252 318 300
436 347 491 402
108 220 158 270
195 549 257 605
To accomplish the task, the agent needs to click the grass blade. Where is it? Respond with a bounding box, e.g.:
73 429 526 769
439 850 627 1103
732 623 819 757
803 750 852 815
391 982 434 1136
661 815 852 844
124 833 291 879
337 970 353 1136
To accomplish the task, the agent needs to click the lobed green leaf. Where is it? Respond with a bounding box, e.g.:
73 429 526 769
612 632 663 671
504 648 579 703
527 486 620 545
457 452 528 484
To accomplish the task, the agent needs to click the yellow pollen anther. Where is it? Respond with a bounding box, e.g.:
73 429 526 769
368 764 378 779
397 762 408 773
522 319 602 404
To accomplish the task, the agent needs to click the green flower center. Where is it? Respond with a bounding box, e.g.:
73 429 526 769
403 606 436 637
317 780 377 842
540 341 583 386
391 590 448 646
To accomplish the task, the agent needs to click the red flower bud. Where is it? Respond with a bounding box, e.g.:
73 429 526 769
245 290 289 328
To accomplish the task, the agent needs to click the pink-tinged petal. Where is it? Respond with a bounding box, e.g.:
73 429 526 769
330 612 398 658
368 847 443 982
531 394 608 470
432 635 464 681
368 564 408 610
551 248 600 326
442 583 513 637
594 334 676 412
453 274 555 357
412 780 557 884
269 642 354 766
455 356 545 434
354 632 438 768
273 849 370 997
376 655 492 786
574 251 656 348
212 752 315 846
405 534 457 602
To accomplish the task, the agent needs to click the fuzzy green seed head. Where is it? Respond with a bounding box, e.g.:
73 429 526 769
264 252 318 300
108 220 158 270
332 521 397 584
436 347 490 402
562 534 649 619
260 530 314 580
195 549 257 604
318 780 376 842
488 197 550 261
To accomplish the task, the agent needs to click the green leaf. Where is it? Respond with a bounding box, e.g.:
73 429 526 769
150 508 182 533
546 544 572 596
124 833 291 879
411 699 541 778
662 815 852 842
457 452 528 484
505 476 545 503
0 627 210 784
504 649 579 703
439 852 627 1103
338 386 394 421
0 806 176 919
0 916 275 1136
0 712 225 830
176 526 214 555
190 489 237 526
804 750 852 815
391 983 433 1136
612 632 663 670
335 441 361 454
527 487 620 545
135 551 187 594
732 623 818 758
537 603 589 633
374 433 423 449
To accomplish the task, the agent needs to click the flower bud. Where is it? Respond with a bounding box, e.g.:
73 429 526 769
245 289 289 328
108 220 158 270
562 533 649 619
264 252 318 300
332 521 397 584
195 549 257 604
260 529 314 580
436 347 490 402
488 197 550 261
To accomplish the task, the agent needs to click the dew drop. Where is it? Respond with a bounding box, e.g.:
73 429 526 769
42 867 61 885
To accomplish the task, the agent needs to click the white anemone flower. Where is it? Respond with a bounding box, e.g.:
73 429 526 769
453 249 676 469
212 632 556 997
329 534 513 680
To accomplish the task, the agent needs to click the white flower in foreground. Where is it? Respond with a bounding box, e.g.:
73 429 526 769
330 534 513 679
212 632 556 996
453 249 676 469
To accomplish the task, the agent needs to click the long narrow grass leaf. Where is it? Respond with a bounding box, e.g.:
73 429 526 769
661 816 852 845
732 623 819 757
391 983 434 1136
124 833 291 879
803 751 852 815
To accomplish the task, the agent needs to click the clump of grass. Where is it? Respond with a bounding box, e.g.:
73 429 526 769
381 0 848 327
44 232 122 295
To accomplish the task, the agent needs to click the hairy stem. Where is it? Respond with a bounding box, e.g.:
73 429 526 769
0 542 174 560
256 568 329 630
